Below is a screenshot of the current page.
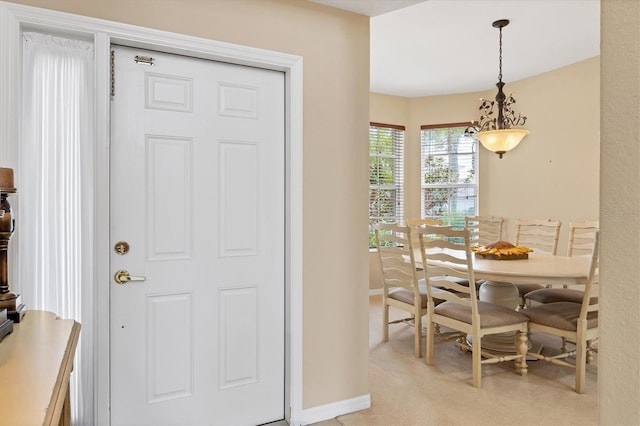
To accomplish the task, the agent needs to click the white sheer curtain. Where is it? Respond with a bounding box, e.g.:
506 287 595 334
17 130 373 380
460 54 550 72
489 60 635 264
21 32 94 425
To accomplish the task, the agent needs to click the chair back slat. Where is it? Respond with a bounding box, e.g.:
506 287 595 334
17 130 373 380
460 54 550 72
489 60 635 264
430 285 474 306
427 251 468 264
380 233 411 247
406 218 443 227
379 264 413 287
430 275 477 297
515 218 561 255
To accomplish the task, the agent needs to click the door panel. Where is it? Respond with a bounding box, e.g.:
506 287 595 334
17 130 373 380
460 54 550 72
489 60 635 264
110 45 285 426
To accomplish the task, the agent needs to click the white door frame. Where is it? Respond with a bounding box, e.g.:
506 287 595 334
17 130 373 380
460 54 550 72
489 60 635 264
0 2 303 424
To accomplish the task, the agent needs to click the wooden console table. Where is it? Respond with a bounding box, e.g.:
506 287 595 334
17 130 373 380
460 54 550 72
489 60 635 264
0 311 81 426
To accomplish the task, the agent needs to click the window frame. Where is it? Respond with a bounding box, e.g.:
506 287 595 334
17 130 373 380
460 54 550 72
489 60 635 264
369 122 405 248
420 122 478 228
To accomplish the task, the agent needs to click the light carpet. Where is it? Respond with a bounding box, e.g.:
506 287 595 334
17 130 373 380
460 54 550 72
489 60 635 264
311 295 597 426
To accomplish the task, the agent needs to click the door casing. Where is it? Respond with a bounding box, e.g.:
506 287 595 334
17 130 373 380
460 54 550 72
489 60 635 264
0 2 303 424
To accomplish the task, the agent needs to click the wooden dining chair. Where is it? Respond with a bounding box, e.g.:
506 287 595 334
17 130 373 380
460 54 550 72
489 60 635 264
462 215 504 289
464 215 504 246
513 218 562 307
521 231 600 393
567 221 600 257
416 224 529 388
525 221 599 307
514 218 562 253
406 217 443 250
374 222 428 358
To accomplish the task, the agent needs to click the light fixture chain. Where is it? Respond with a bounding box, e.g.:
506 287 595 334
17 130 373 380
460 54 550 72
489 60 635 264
498 26 503 82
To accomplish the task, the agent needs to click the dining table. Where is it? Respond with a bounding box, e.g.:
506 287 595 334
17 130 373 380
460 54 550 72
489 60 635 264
414 250 593 353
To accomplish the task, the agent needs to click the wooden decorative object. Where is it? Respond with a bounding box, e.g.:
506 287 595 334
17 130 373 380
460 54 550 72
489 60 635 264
475 253 529 260
0 167 14 190
0 168 23 322
471 240 532 261
0 309 12 342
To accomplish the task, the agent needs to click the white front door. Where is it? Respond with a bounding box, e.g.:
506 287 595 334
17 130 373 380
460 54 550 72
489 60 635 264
109 45 285 426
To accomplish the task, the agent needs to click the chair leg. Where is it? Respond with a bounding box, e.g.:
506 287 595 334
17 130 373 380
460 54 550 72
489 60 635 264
575 321 587 394
414 310 422 358
515 330 528 376
472 333 481 388
425 319 435 366
382 303 389 342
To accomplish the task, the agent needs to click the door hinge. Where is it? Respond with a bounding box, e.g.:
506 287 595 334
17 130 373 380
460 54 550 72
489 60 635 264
134 55 154 66
110 49 115 97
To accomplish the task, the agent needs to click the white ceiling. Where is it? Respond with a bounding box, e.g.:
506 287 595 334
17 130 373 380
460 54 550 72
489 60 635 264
310 0 600 97
309 0 425 17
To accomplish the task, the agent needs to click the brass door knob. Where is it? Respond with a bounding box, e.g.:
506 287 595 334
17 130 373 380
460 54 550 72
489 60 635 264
114 270 146 285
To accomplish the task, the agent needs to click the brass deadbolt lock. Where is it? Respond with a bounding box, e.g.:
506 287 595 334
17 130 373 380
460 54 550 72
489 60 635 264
114 241 130 255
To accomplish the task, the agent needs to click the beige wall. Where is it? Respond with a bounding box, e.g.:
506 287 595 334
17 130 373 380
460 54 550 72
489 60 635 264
600 0 640 423
6 0 371 411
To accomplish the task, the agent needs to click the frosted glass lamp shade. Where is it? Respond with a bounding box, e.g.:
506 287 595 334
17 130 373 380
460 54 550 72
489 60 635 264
476 128 530 158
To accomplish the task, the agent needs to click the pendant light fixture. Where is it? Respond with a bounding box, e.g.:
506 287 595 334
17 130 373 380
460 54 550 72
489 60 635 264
466 19 528 158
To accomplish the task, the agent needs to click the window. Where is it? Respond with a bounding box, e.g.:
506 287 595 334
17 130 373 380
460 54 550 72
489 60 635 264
420 123 477 228
369 122 405 248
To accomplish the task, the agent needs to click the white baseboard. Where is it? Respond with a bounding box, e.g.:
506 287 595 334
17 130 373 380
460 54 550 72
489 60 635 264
290 393 371 426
